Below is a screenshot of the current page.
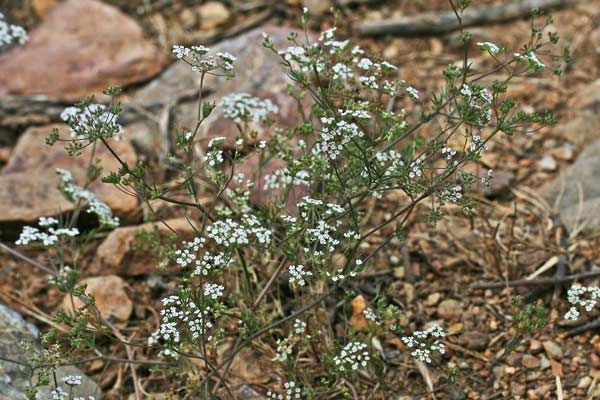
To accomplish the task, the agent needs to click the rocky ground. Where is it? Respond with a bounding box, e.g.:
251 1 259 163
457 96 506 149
1 0 600 399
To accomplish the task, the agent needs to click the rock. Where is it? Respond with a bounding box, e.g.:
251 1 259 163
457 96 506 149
541 139 600 232
0 304 101 399
0 0 164 100
570 79 600 111
350 295 369 330
93 218 197 275
230 385 265 399
197 2 231 30
62 275 133 321
425 292 441 306
31 0 62 17
578 376 592 389
125 120 170 161
554 111 600 149
542 340 563 360
529 339 542 354
302 0 331 16
436 299 463 321
0 124 137 227
458 331 489 351
522 354 541 369
538 155 557 171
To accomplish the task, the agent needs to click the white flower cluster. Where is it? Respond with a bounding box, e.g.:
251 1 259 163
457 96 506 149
293 319 307 334
203 149 224 167
16 217 79 246
288 264 313 287
314 116 365 160
297 197 345 256
203 283 224 300
469 132 488 153
51 382 95 400
564 284 600 320
401 324 446 363
149 295 213 345
267 381 303 400
333 341 370 372
174 237 206 268
326 268 357 283
220 92 279 123
440 184 463 203
409 156 424 180
273 338 293 362
0 12 28 46
514 51 545 71
363 308 377 322
477 41 502 55
481 169 493 186
172 44 236 72
62 375 82 386
441 146 457 162
332 62 353 81
193 251 233 276
376 150 405 179
56 169 119 228
264 167 310 190
459 83 493 128
207 214 271 247
60 104 122 140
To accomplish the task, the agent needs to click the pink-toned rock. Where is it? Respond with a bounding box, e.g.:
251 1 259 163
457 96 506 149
0 0 164 100
61 275 132 321
93 218 197 275
0 124 137 224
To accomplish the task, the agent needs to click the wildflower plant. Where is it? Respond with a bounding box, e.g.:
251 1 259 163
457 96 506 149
8 3 573 398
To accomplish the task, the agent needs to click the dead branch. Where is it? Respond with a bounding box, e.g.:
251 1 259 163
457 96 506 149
355 0 574 37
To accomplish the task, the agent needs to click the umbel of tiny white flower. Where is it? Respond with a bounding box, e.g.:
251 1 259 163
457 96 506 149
172 44 236 74
333 341 370 373
401 324 446 363
56 168 119 228
16 216 79 246
0 12 28 46
564 284 600 320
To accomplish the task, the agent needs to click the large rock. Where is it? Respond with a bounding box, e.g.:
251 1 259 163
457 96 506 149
0 0 164 100
61 275 132 321
0 304 101 399
93 218 197 275
541 138 600 232
0 124 138 227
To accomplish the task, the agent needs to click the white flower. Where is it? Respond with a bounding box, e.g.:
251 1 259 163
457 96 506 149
477 41 502 54
293 319 307 334
564 284 600 320
514 51 545 71
62 375 82 386
55 169 119 228
402 324 446 363
220 93 278 123
60 104 122 140
406 86 419 100
0 13 28 46
289 264 313 287
333 342 370 372
357 58 374 70
203 283 225 300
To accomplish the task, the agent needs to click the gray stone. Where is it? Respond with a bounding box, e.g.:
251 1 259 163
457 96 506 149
541 138 600 232
0 304 101 399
